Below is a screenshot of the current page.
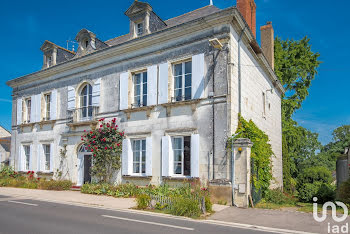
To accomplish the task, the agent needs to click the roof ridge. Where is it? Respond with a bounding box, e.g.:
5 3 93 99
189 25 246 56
45 40 76 54
164 5 213 22
105 33 129 43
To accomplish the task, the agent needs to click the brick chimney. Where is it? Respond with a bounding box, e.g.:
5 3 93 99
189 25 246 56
260 22 274 70
237 0 256 37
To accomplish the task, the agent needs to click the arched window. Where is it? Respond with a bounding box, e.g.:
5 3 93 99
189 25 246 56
80 84 93 120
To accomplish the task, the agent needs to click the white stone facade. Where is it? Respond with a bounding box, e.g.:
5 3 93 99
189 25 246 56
7 5 283 188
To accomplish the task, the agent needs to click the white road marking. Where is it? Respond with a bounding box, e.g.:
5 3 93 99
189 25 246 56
102 215 194 231
8 200 38 207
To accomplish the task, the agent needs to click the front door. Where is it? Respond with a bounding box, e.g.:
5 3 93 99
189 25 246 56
83 155 92 184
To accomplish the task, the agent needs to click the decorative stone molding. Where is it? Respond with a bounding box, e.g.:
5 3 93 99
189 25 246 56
67 120 98 131
38 120 56 130
161 99 200 117
122 105 155 120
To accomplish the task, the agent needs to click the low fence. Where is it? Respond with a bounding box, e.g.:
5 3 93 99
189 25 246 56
149 194 206 214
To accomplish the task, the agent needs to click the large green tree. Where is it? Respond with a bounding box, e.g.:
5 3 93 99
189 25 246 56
274 36 322 192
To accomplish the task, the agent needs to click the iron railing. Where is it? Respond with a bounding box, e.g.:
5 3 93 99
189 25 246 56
67 106 99 123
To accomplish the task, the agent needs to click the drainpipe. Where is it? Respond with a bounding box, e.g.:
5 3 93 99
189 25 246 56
212 49 216 180
238 26 247 114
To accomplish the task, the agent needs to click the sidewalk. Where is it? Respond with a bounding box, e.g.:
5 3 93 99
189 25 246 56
0 187 136 210
209 206 350 234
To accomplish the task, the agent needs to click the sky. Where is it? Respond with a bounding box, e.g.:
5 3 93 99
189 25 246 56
0 0 348 145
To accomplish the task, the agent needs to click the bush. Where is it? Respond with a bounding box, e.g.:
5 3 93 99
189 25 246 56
338 179 350 205
316 183 335 203
205 196 212 212
297 166 332 186
298 182 321 202
39 180 72 191
169 197 201 218
136 194 151 209
264 189 297 205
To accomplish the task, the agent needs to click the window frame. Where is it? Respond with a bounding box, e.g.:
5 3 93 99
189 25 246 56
131 139 146 176
172 60 192 102
43 144 51 172
23 145 31 171
23 97 32 123
137 23 144 36
79 84 93 120
44 93 51 121
132 71 148 108
172 136 191 177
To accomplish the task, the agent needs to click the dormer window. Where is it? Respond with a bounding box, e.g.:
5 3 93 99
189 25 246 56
85 40 89 48
137 23 144 36
47 56 52 67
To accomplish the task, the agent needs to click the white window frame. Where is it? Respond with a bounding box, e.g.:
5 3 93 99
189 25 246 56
24 98 31 123
43 144 51 171
172 60 192 102
23 145 31 171
137 23 143 36
132 71 147 108
132 139 146 175
172 136 191 176
79 84 93 121
44 93 51 121
47 56 52 67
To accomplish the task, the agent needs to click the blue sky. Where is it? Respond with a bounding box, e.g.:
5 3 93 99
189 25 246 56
0 0 348 144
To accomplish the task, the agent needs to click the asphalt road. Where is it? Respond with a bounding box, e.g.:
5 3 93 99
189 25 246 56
0 196 273 234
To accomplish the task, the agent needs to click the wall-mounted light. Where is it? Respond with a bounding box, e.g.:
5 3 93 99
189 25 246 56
238 147 243 153
209 38 223 50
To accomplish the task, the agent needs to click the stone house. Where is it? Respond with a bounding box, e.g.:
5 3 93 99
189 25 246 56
0 126 11 168
6 0 283 196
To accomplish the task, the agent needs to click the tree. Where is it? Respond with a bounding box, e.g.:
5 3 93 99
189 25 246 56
81 118 124 183
275 36 322 192
275 36 321 120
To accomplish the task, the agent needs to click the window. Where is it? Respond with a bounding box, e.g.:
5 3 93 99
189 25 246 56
47 56 52 67
262 92 266 116
172 136 191 176
80 84 93 120
44 93 51 120
24 98 31 123
85 40 89 48
43 144 51 171
132 139 146 174
24 145 30 171
133 71 147 107
137 23 143 36
173 61 192 102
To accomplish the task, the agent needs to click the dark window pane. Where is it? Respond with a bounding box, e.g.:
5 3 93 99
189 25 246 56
185 61 192 74
174 163 182 174
175 89 182 101
143 95 147 106
134 74 141 84
175 76 182 89
143 83 147 94
89 84 92 94
142 163 146 174
143 72 147 83
174 64 182 76
184 136 191 176
185 88 191 100
135 85 141 96
185 74 191 87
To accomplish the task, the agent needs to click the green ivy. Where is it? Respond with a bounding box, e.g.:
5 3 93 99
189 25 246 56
228 115 273 197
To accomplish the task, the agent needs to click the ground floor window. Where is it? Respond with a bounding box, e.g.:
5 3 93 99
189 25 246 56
43 144 51 171
172 136 191 176
132 139 146 174
23 145 30 171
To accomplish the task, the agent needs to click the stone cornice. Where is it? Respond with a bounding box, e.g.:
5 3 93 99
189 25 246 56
7 7 284 94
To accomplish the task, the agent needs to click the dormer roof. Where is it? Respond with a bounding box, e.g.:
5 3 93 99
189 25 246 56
125 0 152 17
40 40 75 54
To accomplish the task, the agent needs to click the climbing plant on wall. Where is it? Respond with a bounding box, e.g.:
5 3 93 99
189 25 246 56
81 118 124 183
228 115 273 197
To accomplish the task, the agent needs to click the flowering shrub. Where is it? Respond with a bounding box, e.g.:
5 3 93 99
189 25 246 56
81 118 124 183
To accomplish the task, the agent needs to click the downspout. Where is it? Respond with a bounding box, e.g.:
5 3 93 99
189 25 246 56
212 49 216 180
238 26 247 114
232 26 247 206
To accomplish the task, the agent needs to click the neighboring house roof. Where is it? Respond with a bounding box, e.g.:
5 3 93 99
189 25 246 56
106 5 220 47
0 126 11 138
0 137 11 153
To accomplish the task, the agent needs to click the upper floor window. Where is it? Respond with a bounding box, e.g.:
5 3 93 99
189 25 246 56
44 93 51 121
80 84 93 120
133 71 147 107
132 139 146 174
137 23 144 36
173 61 192 102
47 56 52 67
23 98 31 123
172 136 191 176
85 40 89 48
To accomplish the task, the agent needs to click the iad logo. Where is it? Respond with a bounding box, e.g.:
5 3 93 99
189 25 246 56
313 197 349 233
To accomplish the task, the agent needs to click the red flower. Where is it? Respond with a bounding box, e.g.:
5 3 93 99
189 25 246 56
91 149 94 152
107 124 110 127
117 143 120 147
99 118 105 122
90 131 93 134
105 147 108 150
93 154 96 157
84 130 86 132
110 147 113 149
95 147 97 149
88 145 91 147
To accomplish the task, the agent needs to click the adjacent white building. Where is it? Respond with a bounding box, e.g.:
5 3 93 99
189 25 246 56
7 0 283 189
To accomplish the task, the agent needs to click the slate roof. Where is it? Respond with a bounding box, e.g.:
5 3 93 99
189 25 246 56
0 137 11 152
106 5 221 47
